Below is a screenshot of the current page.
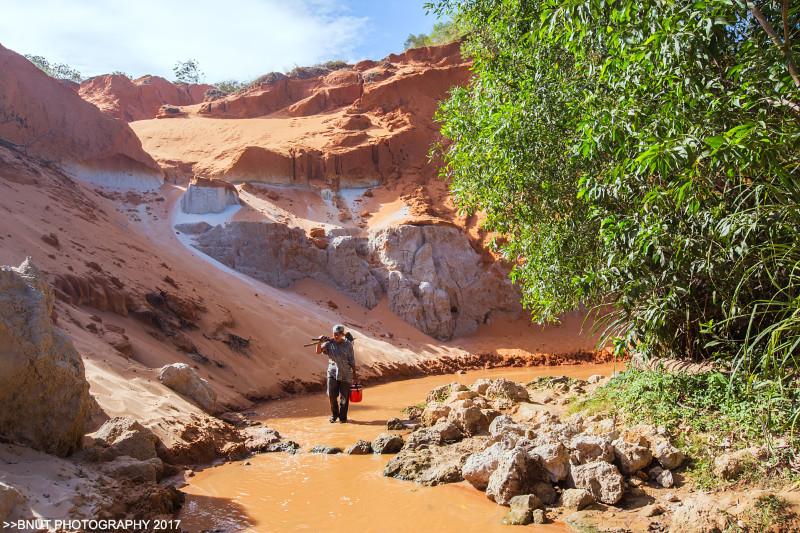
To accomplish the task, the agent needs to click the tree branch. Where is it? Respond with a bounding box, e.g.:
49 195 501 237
747 1 800 88
766 96 800 117
783 0 790 46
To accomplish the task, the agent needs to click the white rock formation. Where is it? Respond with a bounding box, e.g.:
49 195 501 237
193 220 522 340
369 224 522 340
180 177 239 214
64 163 164 191
194 222 381 306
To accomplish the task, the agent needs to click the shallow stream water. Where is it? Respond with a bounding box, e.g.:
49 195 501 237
179 362 619 532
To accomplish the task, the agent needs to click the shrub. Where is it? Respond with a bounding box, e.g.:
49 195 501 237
572 368 800 488
249 72 287 87
213 80 248 94
404 19 463 49
24 54 82 83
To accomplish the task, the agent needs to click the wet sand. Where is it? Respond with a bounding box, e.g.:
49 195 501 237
180 362 619 532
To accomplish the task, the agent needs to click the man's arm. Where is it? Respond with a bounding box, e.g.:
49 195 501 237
349 346 357 383
316 338 329 355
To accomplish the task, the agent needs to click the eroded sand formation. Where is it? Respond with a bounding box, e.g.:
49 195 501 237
0 45 163 190
0 41 607 527
130 42 469 194
79 74 211 122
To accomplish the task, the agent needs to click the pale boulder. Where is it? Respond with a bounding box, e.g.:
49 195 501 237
612 438 653 475
405 421 463 450
561 488 594 511
652 438 685 470
488 415 528 440
462 442 506 490
420 403 451 427
242 426 299 454
445 389 479 403
512 402 547 423
383 439 478 486
470 378 493 395
426 382 466 404
656 469 674 488
0 258 92 456
529 442 570 482
158 363 217 413
0 482 25 523
486 449 543 505
485 379 529 402
502 494 543 526
447 405 489 436
570 461 625 505
345 440 373 455
569 435 614 464
372 433 405 454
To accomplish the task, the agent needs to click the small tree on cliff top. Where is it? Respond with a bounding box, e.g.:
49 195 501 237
173 59 204 84
25 54 82 83
404 18 464 49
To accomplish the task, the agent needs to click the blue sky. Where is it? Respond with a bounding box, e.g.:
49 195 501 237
0 0 441 82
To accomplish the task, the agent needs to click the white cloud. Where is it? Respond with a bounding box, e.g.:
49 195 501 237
0 0 369 81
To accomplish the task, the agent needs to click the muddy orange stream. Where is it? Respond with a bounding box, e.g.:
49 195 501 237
179 363 619 532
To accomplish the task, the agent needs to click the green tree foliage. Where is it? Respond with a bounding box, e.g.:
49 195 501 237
24 55 82 83
213 79 248 94
287 59 350 79
404 19 463 49
173 59 203 84
432 0 800 378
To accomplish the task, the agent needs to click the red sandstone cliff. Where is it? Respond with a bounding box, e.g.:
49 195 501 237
130 42 470 195
0 44 162 188
79 74 212 122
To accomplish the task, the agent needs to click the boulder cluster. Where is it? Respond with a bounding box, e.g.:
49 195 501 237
377 376 685 526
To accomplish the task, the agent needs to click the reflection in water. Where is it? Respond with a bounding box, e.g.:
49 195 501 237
180 362 619 532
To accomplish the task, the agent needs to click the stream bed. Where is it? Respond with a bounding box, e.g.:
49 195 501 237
179 362 619 532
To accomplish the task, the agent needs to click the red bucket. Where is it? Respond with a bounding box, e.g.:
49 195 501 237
349 384 363 403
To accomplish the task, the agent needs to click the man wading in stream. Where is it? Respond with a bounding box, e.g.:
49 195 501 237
316 324 357 423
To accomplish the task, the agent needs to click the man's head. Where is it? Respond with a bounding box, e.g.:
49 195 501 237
332 324 345 342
